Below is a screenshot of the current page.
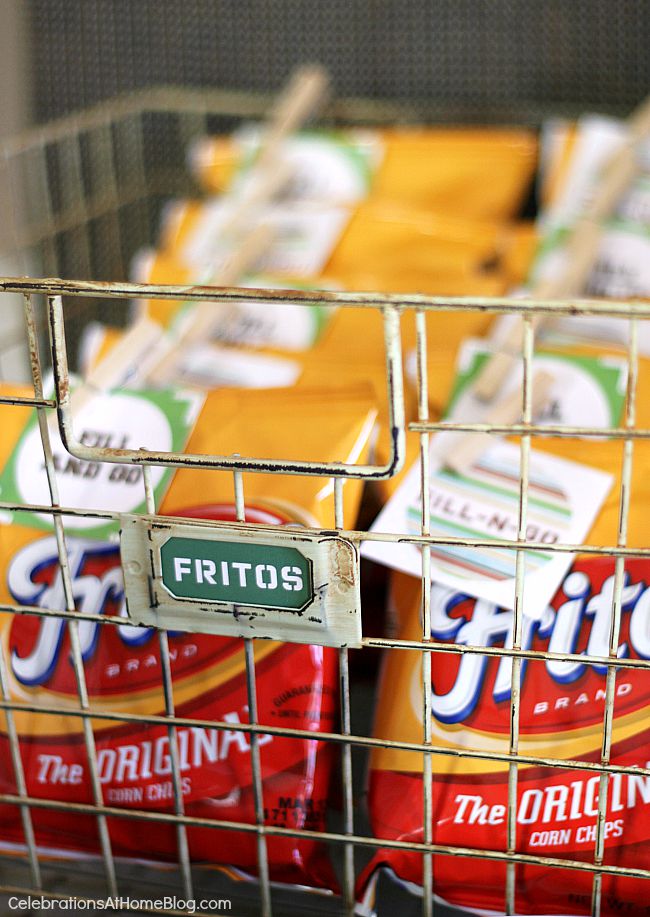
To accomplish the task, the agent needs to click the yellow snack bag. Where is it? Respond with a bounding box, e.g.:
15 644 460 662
133 248 334 353
300 217 539 495
190 126 538 220
416 333 650 549
320 202 523 295
162 382 377 527
511 345 650 550
305 303 498 475
367 127 537 219
157 197 526 296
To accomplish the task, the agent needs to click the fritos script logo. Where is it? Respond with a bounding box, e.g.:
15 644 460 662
8 536 139 689
6 536 207 694
429 557 650 728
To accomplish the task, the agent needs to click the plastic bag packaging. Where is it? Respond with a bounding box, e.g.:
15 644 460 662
297 219 538 494
0 383 376 892
189 126 538 221
132 247 336 351
358 557 650 916
155 198 529 296
530 114 650 300
357 359 650 915
128 209 526 404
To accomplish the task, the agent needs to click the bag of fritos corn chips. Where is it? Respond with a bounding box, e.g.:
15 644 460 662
357 355 650 916
0 382 376 892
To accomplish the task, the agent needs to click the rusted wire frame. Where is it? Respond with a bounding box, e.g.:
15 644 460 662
233 468 273 917
46 292 406 479
415 308 434 917
0 276 649 913
1 789 649 882
141 463 194 901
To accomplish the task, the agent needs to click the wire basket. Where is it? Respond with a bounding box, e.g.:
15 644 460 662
0 88 649 917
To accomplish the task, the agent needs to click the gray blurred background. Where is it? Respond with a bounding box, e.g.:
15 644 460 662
25 0 650 123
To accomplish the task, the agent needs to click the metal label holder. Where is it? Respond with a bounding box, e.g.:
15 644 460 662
120 514 362 647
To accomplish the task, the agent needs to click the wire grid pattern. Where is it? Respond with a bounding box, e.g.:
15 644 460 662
0 84 488 378
0 281 649 917
0 92 649 916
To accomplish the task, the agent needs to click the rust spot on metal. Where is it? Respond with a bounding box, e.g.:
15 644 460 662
56 369 70 405
28 341 42 391
332 541 355 590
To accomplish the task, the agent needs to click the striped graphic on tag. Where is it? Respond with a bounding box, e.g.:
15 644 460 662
407 449 571 582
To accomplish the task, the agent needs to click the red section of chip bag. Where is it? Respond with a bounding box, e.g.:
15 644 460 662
358 557 650 915
0 504 339 892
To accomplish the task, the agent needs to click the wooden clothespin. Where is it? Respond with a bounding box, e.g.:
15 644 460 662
444 369 556 476
142 222 274 386
261 65 331 166
56 220 273 426
219 64 330 238
471 91 650 405
142 65 330 384
63 64 330 418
